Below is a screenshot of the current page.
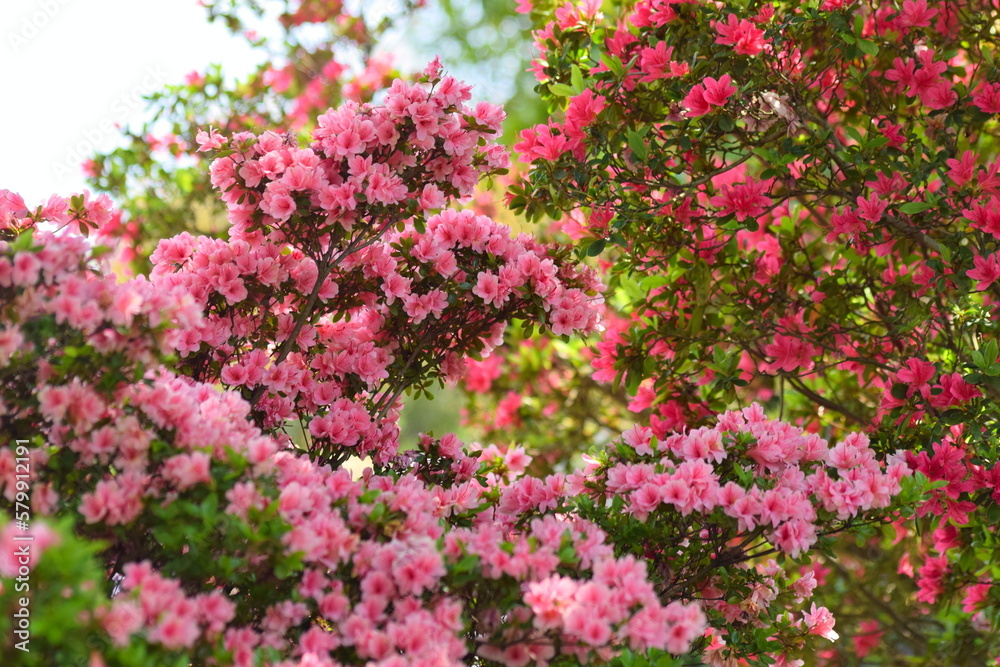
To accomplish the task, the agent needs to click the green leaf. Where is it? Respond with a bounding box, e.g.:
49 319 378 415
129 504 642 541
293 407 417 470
655 653 680 667
453 554 479 573
558 545 578 564
858 40 879 56
985 338 998 364
601 54 624 78
11 229 35 252
641 276 671 291
90 244 113 259
898 201 934 214
570 65 584 93
941 409 966 424
586 238 607 257
549 83 577 97
627 130 648 161
689 305 705 336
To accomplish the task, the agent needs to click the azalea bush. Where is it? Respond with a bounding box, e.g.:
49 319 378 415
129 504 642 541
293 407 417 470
3 0 1000 665
503 0 1000 662
0 60 914 665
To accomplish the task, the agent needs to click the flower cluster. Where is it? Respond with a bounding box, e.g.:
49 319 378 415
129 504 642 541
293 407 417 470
202 69 508 240
0 200 683 666
584 405 910 559
145 71 604 464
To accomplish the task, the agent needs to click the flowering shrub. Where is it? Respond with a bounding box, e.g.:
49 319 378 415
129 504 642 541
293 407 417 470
501 0 1000 662
152 67 601 466
1 50 921 666
0 208 912 665
9 0 1000 663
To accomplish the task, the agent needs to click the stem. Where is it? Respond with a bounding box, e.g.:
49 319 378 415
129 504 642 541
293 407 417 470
785 375 871 427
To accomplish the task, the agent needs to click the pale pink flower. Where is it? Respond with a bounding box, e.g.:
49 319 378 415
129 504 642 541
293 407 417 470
802 603 839 641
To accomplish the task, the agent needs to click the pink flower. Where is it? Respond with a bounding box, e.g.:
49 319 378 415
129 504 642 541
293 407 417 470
162 452 212 490
897 357 936 395
710 178 771 221
662 601 708 654
792 571 817 602
802 603 839 641
961 582 991 613
195 127 225 151
101 600 144 646
897 0 937 28
515 124 579 163
473 271 507 307
853 619 884 657
715 13 767 56
382 272 412 305
392 541 446 596
565 89 607 137
973 82 1000 114
771 518 817 557
879 119 906 148
417 183 446 213
683 86 711 117
261 186 297 221
703 75 738 105
916 554 949 603
12 252 41 286
968 252 1000 290
855 193 887 222
0 190 28 229
884 57 917 94
683 75 737 116
630 484 662 517
935 372 981 406
638 42 687 82
150 605 201 649
0 521 60 576
763 334 816 373
78 475 144 525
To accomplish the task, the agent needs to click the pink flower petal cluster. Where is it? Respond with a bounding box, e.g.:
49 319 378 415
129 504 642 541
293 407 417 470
968 252 1000 291
972 82 1000 114
591 404 910 559
709 177 771 221
208 73 507 237
637 41 689 82
714 13 768 56
884 49 956 110
683 75 738 117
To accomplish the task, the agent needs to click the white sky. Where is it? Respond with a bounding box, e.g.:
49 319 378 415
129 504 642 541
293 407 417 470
0 0 261 206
